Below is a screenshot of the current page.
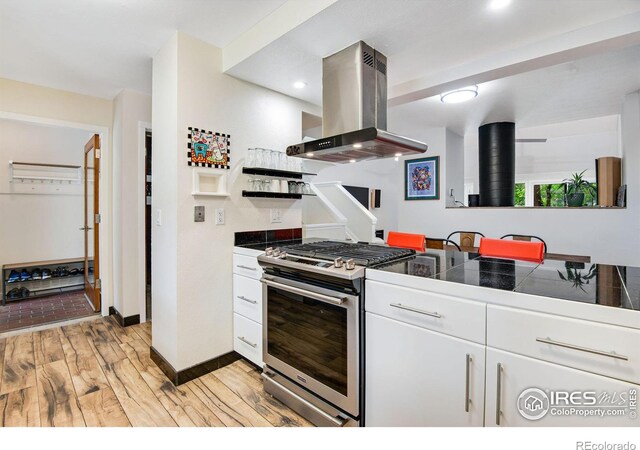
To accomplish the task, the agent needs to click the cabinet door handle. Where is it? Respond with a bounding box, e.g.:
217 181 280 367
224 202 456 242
237 265 257 271
495 363 503 426
237 336 257 348
390 303 442 319
237 295 257 304
535 337 628 361
465 354 472 413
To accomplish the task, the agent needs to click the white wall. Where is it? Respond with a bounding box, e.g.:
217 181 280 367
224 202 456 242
112 89 152 320
0 119 93 268
152 32 320 371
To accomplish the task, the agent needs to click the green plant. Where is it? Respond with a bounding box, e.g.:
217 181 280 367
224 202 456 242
557 262 597 292
563 170 596 197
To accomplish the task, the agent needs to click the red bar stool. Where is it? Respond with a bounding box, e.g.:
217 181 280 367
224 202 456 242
478 237 544 263
387 231 426 252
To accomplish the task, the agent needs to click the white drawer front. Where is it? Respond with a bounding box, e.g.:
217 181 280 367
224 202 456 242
365 280 486 344
233 313 262 367
233 274 262 324
233 253 263 280
487 305 640 384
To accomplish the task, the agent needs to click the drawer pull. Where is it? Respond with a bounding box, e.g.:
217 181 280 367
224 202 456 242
535 337 628 361
465 354 472 413
390 303 442 319
237 265 257 271
237 336 257 348
237 295 257 304
496 363 503 425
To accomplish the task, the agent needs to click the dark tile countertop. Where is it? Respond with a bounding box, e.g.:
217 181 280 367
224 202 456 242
372 249 640 312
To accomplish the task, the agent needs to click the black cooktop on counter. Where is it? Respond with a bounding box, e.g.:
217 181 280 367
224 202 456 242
372 249 640 312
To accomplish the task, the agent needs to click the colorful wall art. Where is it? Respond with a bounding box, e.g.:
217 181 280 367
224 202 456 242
187 127 231 169
405 156 440 200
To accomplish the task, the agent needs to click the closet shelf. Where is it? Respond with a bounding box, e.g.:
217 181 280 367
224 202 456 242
9 161 82 184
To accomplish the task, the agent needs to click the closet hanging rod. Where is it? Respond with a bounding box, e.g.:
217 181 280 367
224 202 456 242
9 161 81 169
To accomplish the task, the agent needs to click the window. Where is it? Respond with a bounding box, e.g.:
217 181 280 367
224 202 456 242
514 183 526 207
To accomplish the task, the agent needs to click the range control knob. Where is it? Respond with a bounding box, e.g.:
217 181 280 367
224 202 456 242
345 259 356 270
265 247 274 256
279 252 288 259
273 248 281 257
333 257 344 268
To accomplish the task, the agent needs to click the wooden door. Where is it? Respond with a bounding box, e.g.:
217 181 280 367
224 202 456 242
365 313 486 426
84 134 100 311
485 348 638 427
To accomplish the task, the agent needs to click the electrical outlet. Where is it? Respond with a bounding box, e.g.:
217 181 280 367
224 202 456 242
194 206 205 222
270 208 282 223
215 208 225 225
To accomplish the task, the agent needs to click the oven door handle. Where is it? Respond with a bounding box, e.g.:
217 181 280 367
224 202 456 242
261 278 346 306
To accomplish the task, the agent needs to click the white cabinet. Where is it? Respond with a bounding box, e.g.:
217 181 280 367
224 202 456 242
485 348 638 427
365 313 486 426
232 248 263 367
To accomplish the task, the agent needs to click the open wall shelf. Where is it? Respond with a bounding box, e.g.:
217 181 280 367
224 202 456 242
242 167 317 179
242 191 316 199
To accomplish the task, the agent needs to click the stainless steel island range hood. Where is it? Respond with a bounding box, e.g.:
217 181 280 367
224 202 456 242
286 41 428 163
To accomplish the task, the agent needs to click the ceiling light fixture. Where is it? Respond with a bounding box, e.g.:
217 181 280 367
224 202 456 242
489 0 511 10
394 152 402 157
440 85 478 104
307 152 314 157
293 81 307 89
349 159 356 163
353 143 362 149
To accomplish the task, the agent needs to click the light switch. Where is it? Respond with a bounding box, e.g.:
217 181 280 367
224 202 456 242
194 206 205 222
270 209 282 223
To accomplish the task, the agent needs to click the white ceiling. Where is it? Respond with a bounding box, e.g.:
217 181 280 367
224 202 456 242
0 0 287 98
1 0 639 135
226 0 640 105
388 44 640 135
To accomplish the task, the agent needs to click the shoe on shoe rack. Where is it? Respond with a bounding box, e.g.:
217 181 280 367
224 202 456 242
7 269 20 283
19 287 30 298
51 267 61 278
88 266 94 274
41 268 52 279
20 269 31 281
60 266 70 277
31 268 42 280
7 288 20 300
69 267 80 276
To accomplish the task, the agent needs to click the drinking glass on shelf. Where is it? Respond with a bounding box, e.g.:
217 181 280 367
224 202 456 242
288 181 297 194
269 150 278 170
262 179 272 192
271 179 281 193
254 148 265 168
303 183 312 195
297 181 305 194
280 180 289 193
288 156 297 172
246 148 256 168
279 152 288 171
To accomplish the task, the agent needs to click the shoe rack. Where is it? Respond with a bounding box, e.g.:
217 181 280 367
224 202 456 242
2 257 90 305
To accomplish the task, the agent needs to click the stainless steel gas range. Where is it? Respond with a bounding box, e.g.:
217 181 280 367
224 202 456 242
257 241 415 427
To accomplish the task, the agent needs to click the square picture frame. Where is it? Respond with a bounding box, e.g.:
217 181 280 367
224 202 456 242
405 156 440 200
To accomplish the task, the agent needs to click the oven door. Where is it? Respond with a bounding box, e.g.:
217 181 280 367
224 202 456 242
262 274 359 417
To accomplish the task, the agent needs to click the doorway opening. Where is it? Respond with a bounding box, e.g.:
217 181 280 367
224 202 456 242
0 119 102 333
145 130 152 320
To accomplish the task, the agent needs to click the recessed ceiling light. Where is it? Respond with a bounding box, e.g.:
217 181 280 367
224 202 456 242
307 152 314 157
293 81 307 89
489 0 511 10
349 159 356 163
353 143 363 149
440 85 478 103
394 152 402 157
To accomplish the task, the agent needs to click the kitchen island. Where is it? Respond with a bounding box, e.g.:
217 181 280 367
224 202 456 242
365 249 640 427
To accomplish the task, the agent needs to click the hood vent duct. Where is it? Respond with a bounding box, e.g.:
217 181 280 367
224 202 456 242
287 41 427 163
478 122 515 207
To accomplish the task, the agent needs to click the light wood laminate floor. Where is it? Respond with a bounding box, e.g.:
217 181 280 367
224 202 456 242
0 316 312 427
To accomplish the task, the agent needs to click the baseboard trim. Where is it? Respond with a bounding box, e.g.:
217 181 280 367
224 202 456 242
108 306 140 327
149 346 242 386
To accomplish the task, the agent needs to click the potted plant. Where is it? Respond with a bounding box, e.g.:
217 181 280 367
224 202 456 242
563 170 596 207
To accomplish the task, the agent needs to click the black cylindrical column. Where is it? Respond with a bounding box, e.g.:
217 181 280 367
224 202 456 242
478 122 515 207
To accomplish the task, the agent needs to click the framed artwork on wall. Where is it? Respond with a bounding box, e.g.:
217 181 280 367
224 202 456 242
187 127 231 169
405 156 440 200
